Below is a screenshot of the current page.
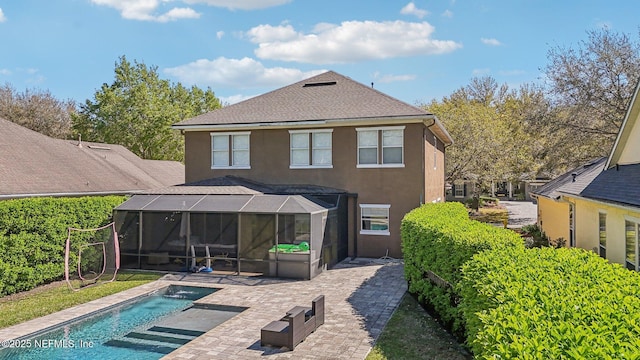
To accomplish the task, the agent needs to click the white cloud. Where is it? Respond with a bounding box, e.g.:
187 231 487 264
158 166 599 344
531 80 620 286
183 0 291 10
0 69 11 75
90 0 200 22
246 24 298 43
400 2 428 19
480 37 502 46
442 10 453 18
249 20 462 64
163 56 326 88
216 31 224 39
0 8 6 22
374 72 416 83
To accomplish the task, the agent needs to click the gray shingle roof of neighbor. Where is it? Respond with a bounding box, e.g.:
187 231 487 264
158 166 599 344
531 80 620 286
531 157 606 200
581 163 640 207
0 117 184 198
173 70 453 145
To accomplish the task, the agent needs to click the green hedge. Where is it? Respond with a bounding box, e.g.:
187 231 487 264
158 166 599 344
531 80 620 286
0 196 126 296
459 247 640 358
401 202 523 334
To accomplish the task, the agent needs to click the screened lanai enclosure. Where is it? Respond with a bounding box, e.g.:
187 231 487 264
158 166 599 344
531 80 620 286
113 194 348 279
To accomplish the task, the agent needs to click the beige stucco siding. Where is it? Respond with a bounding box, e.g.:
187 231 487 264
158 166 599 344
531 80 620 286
183 123 443 258
568 196 640 266
618 110 640 165
537 196 570 245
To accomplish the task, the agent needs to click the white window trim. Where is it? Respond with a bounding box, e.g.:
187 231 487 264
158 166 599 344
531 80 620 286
356 126 405 168
210 132 251 169
288 129 333 169
360 204 391 236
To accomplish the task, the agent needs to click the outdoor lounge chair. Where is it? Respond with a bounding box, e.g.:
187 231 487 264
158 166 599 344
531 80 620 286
260 295 325 350
261 307 306 350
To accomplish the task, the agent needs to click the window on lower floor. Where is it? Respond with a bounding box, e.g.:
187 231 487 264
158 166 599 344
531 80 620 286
453 181 466 198
360 204 390 235
599 212 606 259
211 132 250 169
626 220 638 270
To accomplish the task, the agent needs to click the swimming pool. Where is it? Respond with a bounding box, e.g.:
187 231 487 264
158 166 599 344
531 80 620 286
0 285 244 360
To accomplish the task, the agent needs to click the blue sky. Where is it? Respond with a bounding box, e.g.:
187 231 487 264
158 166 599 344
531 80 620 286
0 1 637 106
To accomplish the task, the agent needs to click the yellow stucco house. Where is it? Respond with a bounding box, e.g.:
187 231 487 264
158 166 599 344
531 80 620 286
533 81 640 269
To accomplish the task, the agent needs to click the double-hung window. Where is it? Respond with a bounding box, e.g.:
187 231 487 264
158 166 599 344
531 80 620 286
357 127 404 167
289 129 333 168
211 132 250 169
598 212 606 259
625 219 639 270
360 204 390 235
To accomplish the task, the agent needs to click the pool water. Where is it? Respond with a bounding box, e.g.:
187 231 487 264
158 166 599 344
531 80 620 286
0 285 237 360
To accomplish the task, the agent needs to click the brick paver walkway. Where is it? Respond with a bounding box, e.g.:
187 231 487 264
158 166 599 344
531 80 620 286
0 258 407 360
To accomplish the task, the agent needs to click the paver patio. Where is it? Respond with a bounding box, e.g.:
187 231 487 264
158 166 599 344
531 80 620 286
0 258 407 360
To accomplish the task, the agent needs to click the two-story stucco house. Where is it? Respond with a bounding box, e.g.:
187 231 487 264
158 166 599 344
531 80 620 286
533 80 640 269
114 71 452 279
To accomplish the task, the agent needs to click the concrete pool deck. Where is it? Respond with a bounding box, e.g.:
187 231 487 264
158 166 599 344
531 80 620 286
0 258 407 360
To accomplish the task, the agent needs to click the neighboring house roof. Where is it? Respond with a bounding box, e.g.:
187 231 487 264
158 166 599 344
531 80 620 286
580 163 640 208
531 157 606 200
173 70 453 145
0 117 184 198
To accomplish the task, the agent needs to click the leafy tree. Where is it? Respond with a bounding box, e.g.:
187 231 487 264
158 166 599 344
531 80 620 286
424 77 540 191
0 83 75 139
544 28 640 160
73 56 221 161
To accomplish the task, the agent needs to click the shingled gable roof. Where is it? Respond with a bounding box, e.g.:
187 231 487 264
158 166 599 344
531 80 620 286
531 157 606 200
0 117 184 198
606 79 640 168
173 70 453 144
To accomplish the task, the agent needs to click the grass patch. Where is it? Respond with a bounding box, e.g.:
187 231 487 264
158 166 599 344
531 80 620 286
366 293 471 360
469 207 508 224
0 271 162 329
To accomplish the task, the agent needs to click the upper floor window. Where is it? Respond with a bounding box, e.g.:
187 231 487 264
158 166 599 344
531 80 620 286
356 126 404 168
211 132 250 169
289 129 333 168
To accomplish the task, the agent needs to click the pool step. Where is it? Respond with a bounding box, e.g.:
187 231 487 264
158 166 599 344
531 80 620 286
105 326 202 354
148 326 206 337
126 331 192 345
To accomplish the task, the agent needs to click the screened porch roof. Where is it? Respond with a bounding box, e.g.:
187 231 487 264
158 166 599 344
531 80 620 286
115 194 332 214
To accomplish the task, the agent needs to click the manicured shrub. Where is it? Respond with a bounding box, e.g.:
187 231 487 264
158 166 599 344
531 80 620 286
401 202 523 334
0 196 126 296
459 246 640 358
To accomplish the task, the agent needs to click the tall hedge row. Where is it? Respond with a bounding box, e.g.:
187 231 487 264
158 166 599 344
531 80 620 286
0 196 126 296
401 202 523 333
459 246 640 359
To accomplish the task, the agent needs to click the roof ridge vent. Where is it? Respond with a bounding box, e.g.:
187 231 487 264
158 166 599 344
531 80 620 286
303 81 337 87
